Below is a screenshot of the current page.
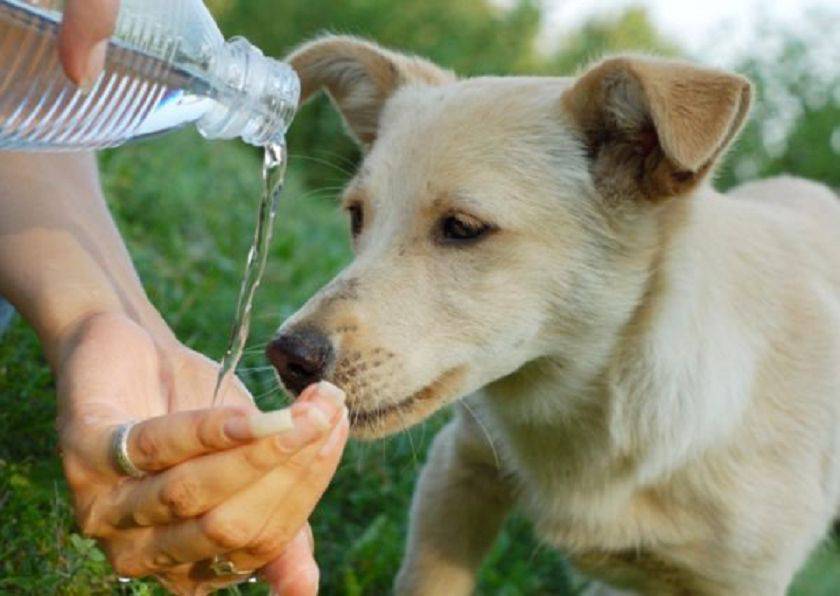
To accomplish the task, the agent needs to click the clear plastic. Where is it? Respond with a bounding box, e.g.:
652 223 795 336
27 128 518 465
0 0 300 150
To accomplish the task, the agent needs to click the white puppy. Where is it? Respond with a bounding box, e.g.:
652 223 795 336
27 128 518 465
266 36 840 595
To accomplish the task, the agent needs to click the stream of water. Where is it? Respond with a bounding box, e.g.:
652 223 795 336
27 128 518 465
212 141 287 405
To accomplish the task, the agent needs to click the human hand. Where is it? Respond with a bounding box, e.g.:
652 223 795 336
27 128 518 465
57 0 120 89
56 312 349 595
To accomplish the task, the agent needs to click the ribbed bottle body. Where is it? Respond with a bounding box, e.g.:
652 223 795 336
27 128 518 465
0 0 298 150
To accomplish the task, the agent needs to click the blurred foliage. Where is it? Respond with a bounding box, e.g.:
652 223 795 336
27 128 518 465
2 1 839 594
547 7 679 75
209 0 542 75
717 8 840 190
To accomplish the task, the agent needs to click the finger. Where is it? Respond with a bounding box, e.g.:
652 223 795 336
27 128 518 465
109 398 340 528
305 523 315 552
125 381 343 473
58 0 120 87
123 406 257 473
168 526 319 596
143 561 247 596
261 525 319 596
197 412 349 576
120 558 254 596
147 409 348 568
99 412 348 580
295 382 323 403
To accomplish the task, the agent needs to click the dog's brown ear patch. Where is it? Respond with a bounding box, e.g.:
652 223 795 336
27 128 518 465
287 35 455 148
562 55 752 202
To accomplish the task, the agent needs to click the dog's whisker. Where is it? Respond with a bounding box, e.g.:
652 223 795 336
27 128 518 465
289 153 355 178
251 382 284 402
526 540 543 565
241 343 268 350
311 147 358 170
241 340 274 350
395 407 420 468
359 439 376 470
252 386 280 400
419 419 429 449
346 421 373 469
241 345 273 354
244 328 286 340
299 184 346 193
242 338 277 347
251 312 282 321
461 398 501 471
289 185 346 202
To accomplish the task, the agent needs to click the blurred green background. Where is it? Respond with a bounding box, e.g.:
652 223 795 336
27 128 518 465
1 1 839 594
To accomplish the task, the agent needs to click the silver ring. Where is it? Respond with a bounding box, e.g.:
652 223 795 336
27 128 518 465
209 554 254 577
111 421 145 478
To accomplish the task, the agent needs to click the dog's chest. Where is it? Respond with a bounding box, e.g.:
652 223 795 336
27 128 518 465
500 433 635 551
477 386 704 551
484 417 705 593
478 397 635 547
474 386 720 594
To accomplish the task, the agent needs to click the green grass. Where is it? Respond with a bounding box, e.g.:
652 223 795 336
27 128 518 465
1 130 838 594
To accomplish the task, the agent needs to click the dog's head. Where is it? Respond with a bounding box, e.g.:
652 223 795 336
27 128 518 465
268 36 752 439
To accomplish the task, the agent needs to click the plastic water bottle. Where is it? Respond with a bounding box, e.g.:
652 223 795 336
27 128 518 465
0 0 300 150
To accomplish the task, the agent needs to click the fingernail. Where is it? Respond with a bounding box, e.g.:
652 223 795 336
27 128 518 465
319 409 348 456
306 404 332 431
80 40 108 93
225 408 294 441
250 409 295 438
317 381 346 407
305 382 346 425
274 403 331 452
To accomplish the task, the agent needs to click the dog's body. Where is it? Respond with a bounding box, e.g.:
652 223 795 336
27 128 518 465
270 37 840 595
403 175 840 595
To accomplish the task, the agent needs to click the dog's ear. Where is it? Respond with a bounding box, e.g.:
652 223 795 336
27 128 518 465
287 35 455 148
562 55 752 202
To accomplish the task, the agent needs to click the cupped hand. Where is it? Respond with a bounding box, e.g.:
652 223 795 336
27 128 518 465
55 312 349 595
57 0 120 88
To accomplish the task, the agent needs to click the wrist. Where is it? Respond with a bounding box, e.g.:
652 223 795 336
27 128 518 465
0 151 179 370
49 304 178 374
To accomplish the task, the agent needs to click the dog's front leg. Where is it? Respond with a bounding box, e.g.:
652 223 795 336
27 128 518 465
395 410 514 596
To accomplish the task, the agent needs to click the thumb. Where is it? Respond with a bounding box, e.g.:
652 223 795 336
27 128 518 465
261 524 320 596
58 0 120 88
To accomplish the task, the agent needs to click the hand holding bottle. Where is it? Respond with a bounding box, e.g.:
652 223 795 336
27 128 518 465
57 0 119 89
2 0 298 149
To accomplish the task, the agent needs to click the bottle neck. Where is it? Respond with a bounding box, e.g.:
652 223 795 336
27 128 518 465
197 37 299 147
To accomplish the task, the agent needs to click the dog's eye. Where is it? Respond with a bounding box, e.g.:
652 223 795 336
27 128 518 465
440 213 492 244
347 203 364 237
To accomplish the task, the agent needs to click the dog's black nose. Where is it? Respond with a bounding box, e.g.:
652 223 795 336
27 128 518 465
266 327 334 395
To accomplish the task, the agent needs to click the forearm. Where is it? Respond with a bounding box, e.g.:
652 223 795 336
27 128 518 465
0 151 175 368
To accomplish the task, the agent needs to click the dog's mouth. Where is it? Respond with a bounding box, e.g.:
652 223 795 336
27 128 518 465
345 365 468 439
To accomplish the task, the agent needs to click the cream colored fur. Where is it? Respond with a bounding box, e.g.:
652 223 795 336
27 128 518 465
280 36 840 595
